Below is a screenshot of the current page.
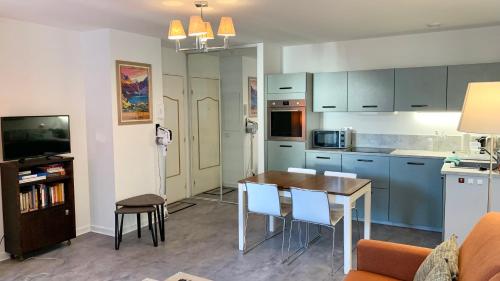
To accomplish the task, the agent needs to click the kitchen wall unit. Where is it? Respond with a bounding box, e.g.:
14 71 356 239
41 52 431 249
389 157 444 230
447 62 500 111
395 66 447 111
267 141 305 171
267 73 307 95
313 72 348 112
305 152 341 172
347 69 395 112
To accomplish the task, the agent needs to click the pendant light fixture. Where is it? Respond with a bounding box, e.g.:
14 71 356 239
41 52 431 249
167 1 236 52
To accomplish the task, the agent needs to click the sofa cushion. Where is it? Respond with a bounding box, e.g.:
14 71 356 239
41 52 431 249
414 234 459 281
459 212 500 281
423 257 452 281
345 271 402 281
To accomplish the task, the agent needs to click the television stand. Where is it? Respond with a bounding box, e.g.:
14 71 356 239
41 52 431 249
45 155 64 160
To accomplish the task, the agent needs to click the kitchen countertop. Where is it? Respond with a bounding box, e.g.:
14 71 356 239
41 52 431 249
305 147 451 159
441 161 500 177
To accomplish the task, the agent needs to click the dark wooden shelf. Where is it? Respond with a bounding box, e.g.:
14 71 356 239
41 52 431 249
19 175 71 187
1 157 76 258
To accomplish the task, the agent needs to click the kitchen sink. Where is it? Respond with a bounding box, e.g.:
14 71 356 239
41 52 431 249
453 160 497 170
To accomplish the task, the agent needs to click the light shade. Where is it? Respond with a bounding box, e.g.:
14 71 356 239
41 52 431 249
188 16 207 36
458 82 500 134
200 22 214 41
168 20 186 40
217 16 236 37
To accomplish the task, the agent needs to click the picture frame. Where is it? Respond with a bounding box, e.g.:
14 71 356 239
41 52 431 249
248 77 257 118
116 60 153 125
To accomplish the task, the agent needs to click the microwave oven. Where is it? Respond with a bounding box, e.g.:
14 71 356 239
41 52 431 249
312 129 352 149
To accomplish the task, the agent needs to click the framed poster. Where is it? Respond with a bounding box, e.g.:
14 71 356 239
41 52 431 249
116 60 152 125
248 77 257 118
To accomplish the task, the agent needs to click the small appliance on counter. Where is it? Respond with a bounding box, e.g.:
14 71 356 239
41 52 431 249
312 129 352 149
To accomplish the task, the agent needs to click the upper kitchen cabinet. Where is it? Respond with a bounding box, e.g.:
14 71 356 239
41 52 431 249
447 62 500 111
395 66 447 111
313 72 348 112
348 69 395 112
267 73 307 94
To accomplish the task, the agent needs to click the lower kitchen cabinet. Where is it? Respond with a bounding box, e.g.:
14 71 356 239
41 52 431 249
266 141 305 171
389 157 444 230
355 187 389 222
305 152 341 172
341 155 390 188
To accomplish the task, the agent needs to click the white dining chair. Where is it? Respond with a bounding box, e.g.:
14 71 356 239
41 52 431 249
287 187 343 275
324 170 361 242
244 182 290 262
287 167 317 175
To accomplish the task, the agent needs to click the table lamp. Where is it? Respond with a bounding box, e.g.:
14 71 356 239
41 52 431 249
458 82 500 211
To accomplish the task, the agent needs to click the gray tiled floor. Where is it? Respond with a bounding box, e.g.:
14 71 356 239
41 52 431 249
0 198 441 281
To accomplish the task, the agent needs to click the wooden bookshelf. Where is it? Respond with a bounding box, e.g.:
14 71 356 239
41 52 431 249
1 157 76 259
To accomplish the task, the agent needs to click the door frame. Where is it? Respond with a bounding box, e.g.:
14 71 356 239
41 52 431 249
186 54 223 200
162 73 190 202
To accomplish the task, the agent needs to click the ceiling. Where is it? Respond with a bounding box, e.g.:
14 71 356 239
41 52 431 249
2 0 500 46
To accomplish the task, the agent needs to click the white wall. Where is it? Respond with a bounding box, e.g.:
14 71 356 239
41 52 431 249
242 56 258 174
0 18 92 259
82 29 164 235
283 25 500 135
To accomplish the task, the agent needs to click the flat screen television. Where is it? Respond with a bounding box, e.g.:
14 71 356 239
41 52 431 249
1 115 71 161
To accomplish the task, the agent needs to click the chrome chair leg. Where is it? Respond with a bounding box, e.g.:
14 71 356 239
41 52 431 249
331 227 336 276
286 219 294 262
354 208 361 243
281 217 286 263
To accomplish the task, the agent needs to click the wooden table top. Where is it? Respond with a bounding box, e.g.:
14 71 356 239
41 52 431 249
238 171 371 196
116 194 165 206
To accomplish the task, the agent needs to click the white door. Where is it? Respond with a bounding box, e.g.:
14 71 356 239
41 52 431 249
190 77 221 195
163 75 187 203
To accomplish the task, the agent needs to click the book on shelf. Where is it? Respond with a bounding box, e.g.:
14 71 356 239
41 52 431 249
19 183 65 213
37 164 66 177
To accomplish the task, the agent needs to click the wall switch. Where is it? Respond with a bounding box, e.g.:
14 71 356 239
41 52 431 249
459 178 465 183
477 179 484 185
467 178 474 184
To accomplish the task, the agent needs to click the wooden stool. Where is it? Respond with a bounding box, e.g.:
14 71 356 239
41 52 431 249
114 206 158 250
116 194 166 242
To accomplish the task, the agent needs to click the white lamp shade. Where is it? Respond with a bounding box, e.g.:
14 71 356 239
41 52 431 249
217 16 236 37
168 20 186 40
458 81 500 134
200 22 214 41
188 16 207 37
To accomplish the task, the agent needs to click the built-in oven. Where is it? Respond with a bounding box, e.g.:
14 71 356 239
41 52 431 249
312 129 352 148
267 99 306 142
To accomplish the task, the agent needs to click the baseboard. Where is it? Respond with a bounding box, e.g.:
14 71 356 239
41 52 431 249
0 251 9 261
91 220 152 237
90 225 114 237
76 225 91 236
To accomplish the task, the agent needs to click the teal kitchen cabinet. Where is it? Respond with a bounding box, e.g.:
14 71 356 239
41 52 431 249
347 69 395 112
341 154 390 188
267 141 305 171
395 66 447 111
447 62 500 111
389 157 444 230
305 152 341 173
267 73 307 94
313 72 348 112
355 188 389 222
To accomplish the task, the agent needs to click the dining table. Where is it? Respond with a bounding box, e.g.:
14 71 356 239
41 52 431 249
237 171 372 274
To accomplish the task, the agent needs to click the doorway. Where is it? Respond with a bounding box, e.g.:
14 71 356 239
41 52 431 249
163 75 187 203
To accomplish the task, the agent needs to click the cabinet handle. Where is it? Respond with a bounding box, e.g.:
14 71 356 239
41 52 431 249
316 156 331 160
279 86 293 90
362 105 378 108
322 106 337 109
407 162 425 166
279 145 292 148
411 104 428 108
357 159 374 162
